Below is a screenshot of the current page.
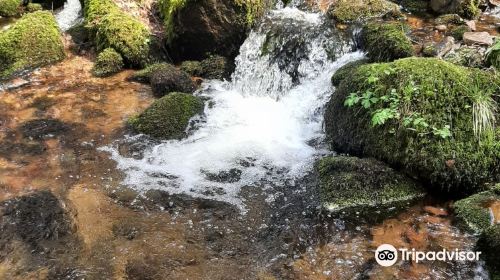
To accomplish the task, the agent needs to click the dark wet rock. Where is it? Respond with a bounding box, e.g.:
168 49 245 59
331 59 369 86
450 25 472 40
453 185 499 233
317 156 425 213
19 119 69 139
158 0 266 61
422 36 455 57
32 0 65 10
0 191 72 252
149 65 196 97
325 58 500 194
203 168 242 183
444 44 487 67
0 139 46 159
180 60 203 77
200 55 234 80
477 224 500 280
360 22 415 62
67 23 92 53
393 0 429 14
128 93 204 139
30 96 56 111
128 63 171 84
430 0 482 19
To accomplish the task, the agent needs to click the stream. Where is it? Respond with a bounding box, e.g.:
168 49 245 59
0 1 493 279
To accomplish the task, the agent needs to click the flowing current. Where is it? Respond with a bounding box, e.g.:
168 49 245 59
55 0 83 31
102 7 362 210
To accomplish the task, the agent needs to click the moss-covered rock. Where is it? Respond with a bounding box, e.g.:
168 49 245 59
128 63 171 83
180 60 203 77
453 187 499 233
444 45 486 68
394 0 429 14
318 156 425 212
430 0 482 19
92 48 124 77
26 3 43 13
128 93 204 139
450 25 471 40
84 0 150 67
0 11 65 79
200 55 233 80
329 0 400 23
149 64 196 97
158 0 270 61
477 224 500 280
486 40 500 70
331 59 369 86
0 0 21 17
325 58 500 194
360 22 415 62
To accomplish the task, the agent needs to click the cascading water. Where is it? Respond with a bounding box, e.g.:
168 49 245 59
55 0 83 31
101 7 363 210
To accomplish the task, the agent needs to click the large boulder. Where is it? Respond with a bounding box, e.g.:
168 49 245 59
84 0 150 67
325 58 500 194
477 224 500 280
329 0 400 23
318 156 425 213
128 93 204 139
360 22 415 62
453 186 499 233
158 0 269 61
0 11 65 79
430 0 482 19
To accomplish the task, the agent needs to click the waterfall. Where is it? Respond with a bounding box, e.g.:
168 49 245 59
55 0 83 31
101 7 363 210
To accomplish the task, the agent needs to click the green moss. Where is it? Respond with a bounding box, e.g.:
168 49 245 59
486 40 500 70
318 156 425 212
180 60 203 77
0 0 20 17
422 43 438 57
450 25 470 40
331 59 369 86
325 58 500 194
129 63 171 83
84 0 150 67
26 3 43 12
128 93 204 139
454 189 498 233
444 46 485 68
92 48 124 77
330 0 400 23
477 225 500 278
457 0 481 19
200 55 232 80
0 11 65 79
397 0 428 14
360 22 415 62
435 14 463 25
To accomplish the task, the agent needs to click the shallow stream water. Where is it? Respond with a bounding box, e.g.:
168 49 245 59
0 1 498 279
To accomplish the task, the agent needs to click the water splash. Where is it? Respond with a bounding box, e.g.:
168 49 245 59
55 0 83 31
101 7 363 210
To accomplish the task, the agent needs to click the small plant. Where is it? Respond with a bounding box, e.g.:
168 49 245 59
470 83 497 140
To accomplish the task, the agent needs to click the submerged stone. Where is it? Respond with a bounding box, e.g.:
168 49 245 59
128 92 204 139
19 119 70 139
317 156 425 212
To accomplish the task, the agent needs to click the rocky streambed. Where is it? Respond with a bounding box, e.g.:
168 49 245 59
0 0 499 279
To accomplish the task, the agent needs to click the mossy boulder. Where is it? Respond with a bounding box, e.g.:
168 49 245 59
318 156 425 212
360 22 415 62
128 63 171 83
453 186 499 233
180 60 203 77
394 0 429 14
0 11 65 79
331 59 369 86
158 0 269 61
486 40 500 70
92 48 124 77
26 3 43 12
128 93 204 139
0 0 21 17
84 0 150 67
149 64 196 97
200 55 233 80
329 0 400 23
325 58 500 194
430 0 482 19
450 25 471 40
477 224 500 280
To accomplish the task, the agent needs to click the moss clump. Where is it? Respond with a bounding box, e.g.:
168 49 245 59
26 3 43 12
477 224 500 280
318 156 425 212
435 14 463 25
486 40 500 70
0 0 21 17
396 0 429 14
331 59 369 86
0 11 65 79
329 0 400 23
453 188 499 233
84 0 150 67
128 93 204 139
325 58 500 194
457 0 481 19
92 48 124 77
360 22 415 62
450 25 471 40
150 64 195 97
180 60 203 77
128 63 171 83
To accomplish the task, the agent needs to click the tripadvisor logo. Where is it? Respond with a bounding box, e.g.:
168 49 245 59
374 244 482 267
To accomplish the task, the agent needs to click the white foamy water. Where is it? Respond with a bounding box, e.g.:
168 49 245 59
101 7 363 210
55 0 83 31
